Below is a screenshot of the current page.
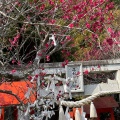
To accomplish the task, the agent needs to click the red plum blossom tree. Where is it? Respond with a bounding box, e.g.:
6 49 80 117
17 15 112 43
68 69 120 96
0 0 119 119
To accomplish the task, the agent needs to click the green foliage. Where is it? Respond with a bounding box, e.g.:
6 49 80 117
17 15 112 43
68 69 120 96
111 0 120 4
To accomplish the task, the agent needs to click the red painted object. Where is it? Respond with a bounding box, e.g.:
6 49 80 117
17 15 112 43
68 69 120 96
69 96 118 120
84 96 118 120
69 108 82 120
0 80 36 120
0 80 36 106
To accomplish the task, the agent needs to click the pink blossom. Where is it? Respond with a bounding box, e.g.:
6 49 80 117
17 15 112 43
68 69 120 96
111 32 116 38
49 19 56 24
29 61 32 64
62 60 68 67
17 61 21 66
26 61 33 68
12 59 16 64
60 0 64 3
11 69 16 74
98 65 101 68
51 41 55 45
73 5 79 11
35 74 39 78
92 34 98 39
37 52 42 56
66 51 70 56
91 67 94 71
90 15 96 20
100 17 104 22
14 34 20 41
107 27 113 33
40 4 45 11
73 15 77 20
118 31 120 36
78 14 84 19
106 38 113 46
84 70 89 75
63 15 70 20
10 34 20 46
114 41 120 44
9 47 12 51
106 2 114 10
61 50 65 53
40 72 46 77
49 0 54 5
68 23 74 28
76 71 80 75
41 82 45 87
46 55 50 61
45 43 49 48
60 41 65 45
66 36 71 40
86 23 90 29
28 75 32 80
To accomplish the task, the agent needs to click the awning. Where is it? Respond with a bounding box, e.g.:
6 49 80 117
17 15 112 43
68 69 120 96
84 96 119 114
0 80 36 106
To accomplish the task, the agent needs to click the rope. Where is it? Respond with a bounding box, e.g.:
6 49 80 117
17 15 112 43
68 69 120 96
61 90 120 107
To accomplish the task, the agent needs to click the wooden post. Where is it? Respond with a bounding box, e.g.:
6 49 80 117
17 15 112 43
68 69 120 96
110 109 115 120
0 108 4 120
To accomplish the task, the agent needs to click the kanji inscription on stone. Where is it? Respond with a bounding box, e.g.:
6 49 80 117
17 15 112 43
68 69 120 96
65 64 84 92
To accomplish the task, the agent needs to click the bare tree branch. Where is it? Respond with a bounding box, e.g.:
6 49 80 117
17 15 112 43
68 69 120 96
0 89 23 105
